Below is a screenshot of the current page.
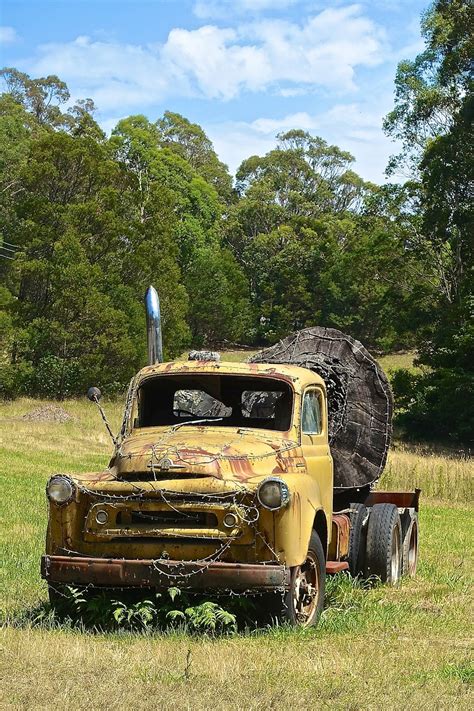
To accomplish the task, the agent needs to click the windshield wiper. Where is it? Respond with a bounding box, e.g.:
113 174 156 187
172 417 223 431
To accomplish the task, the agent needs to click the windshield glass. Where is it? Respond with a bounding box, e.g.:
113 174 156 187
136 374 293 432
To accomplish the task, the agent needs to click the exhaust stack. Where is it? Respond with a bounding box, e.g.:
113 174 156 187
145 285 163 364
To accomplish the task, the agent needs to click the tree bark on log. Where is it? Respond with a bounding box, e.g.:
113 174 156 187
249 327 393 491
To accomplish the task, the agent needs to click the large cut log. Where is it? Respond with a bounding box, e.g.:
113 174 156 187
249 327 393 491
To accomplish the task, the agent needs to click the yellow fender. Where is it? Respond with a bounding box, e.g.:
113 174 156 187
273 474 331 568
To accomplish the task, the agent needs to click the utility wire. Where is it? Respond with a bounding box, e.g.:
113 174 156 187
0 240 20 248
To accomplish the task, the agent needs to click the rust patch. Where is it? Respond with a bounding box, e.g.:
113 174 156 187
365 489 421 511
329 513 350 560
275 454 288 473
326 561 349 573
229 457 254 481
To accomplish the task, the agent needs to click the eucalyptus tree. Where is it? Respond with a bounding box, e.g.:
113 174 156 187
384 0 473 441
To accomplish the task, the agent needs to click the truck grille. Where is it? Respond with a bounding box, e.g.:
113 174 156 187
83 501 254 545
117 509 218 527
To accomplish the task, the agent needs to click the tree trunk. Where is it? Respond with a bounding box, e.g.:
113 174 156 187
250 327 393 491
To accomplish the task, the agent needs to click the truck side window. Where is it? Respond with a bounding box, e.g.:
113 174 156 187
302 391 322 435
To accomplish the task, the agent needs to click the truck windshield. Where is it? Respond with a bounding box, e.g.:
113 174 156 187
136 374 293 432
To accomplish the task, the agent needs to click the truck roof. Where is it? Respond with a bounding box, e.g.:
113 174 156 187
136 359 325 394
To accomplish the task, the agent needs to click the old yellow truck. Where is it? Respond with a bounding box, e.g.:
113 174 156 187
41 288 419 626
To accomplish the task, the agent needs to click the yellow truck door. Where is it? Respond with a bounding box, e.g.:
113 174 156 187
301 388 333 546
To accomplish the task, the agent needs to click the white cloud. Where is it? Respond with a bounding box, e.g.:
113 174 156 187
194 0 299 20
0 26 19 45
250 111 319 133
206 100 399 182
31 36 173 110
207 121 277 173
25 5 385 109
162 25 271 100
14 4 398 181
278 87 308 97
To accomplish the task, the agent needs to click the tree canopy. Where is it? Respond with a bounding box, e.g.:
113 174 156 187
383 0 473 442
0 1 472 443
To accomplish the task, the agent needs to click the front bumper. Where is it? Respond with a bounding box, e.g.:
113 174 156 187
41 555 289 592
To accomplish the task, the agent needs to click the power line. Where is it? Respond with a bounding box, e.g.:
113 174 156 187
0 240 20 248
0 244 16 252
0 252 15 260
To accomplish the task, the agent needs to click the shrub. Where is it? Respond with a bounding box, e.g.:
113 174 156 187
392 367 474 443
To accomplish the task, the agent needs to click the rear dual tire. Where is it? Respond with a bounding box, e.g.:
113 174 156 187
364 503 402 585
348 503 368 577
402 515 418 577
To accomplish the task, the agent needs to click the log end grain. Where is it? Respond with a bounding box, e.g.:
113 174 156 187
250 327 393 490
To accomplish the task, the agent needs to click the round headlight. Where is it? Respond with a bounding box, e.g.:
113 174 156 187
46 475 76 505
257 478 290 511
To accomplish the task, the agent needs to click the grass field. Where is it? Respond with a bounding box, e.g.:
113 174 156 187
1 396 472 709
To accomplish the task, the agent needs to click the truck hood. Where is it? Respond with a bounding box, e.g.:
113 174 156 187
113 425 303 482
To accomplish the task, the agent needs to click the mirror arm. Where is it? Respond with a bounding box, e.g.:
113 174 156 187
93 395 118 447
87 388 118 447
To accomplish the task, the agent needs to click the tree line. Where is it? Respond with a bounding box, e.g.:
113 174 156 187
0 0 472 442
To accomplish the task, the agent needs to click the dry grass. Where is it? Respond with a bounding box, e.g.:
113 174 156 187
382 444 473 503
1 620 472 710
0 397 473 709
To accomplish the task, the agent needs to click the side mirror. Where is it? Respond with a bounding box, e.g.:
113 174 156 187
87 386 102 402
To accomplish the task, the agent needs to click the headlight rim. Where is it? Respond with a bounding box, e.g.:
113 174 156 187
257 477 291 511
46 474 76 506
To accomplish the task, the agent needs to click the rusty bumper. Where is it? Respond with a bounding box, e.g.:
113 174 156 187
41 555 289 592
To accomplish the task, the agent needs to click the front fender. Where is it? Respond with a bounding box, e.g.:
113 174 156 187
273 474 329 567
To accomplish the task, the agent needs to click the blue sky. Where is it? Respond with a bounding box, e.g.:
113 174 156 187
0 0 428 182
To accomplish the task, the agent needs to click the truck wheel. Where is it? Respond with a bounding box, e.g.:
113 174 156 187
402 514 418 577
348 503 368 577
365 503 402 585
283 530 326 626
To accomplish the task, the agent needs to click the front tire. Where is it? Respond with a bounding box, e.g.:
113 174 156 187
282 530 326 626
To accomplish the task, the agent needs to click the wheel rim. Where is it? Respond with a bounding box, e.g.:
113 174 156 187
390 526 401 582
407 521 418 576
291 551 321 625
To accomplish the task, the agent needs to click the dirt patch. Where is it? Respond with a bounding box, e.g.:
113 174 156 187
22 405 75 423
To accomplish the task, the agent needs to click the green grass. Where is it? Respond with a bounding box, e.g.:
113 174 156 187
0 397 473 709
378 350 419 373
